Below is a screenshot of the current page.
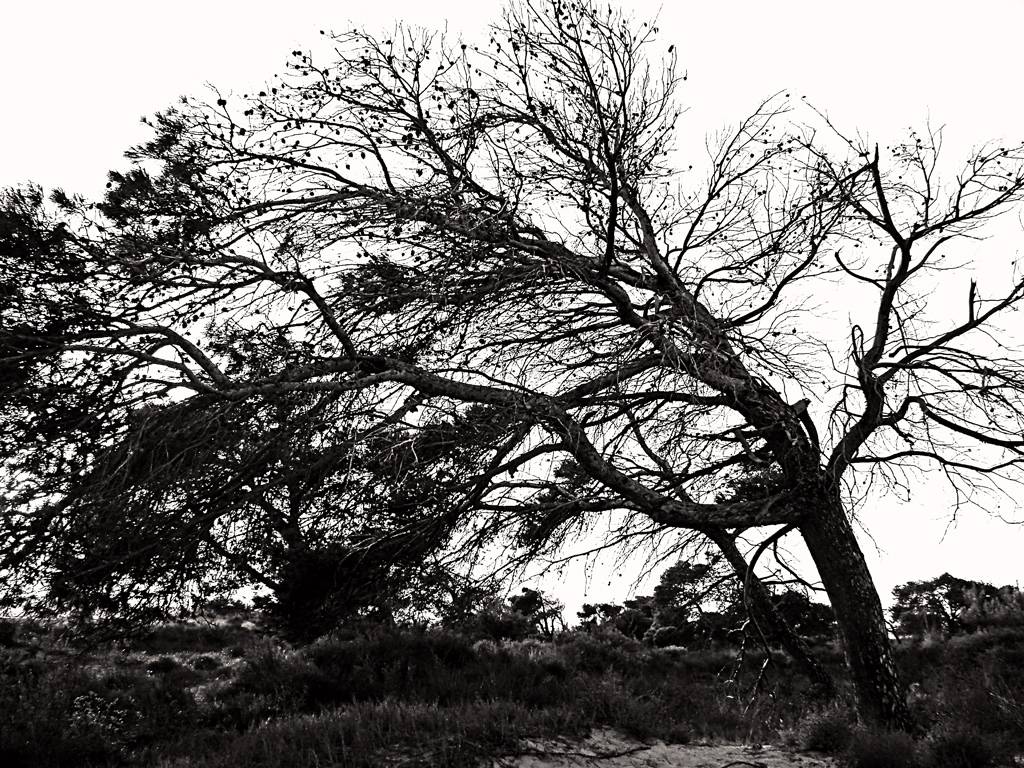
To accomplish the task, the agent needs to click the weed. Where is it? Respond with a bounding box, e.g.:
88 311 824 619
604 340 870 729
923 729 1000 768
846 729 919 768
798 707 855 753
190 654 222 672
147 655 181 674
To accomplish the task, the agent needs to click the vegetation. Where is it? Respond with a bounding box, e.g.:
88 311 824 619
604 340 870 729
1 599 1022 767
4 0 1024 741
892 575 1024 638
844 729 919 768
797 708 855 754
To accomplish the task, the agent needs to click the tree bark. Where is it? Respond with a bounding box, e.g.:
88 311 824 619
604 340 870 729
800 501 910 730
707 529 836 699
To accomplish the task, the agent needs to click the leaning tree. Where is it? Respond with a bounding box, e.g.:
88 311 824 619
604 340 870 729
4 0 1024 728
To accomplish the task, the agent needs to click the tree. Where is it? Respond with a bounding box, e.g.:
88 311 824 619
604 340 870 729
577 601 623 630
960 583 1024 631
4 0 1024 728
509 586 565 638
0 217 468 634
771 589 835 641
454 586 564 640
891 573 1000 637
643 556 835 651
622 561 741 648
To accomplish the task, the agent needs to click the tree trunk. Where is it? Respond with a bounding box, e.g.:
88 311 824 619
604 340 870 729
708 530 836 698
800 501 910 730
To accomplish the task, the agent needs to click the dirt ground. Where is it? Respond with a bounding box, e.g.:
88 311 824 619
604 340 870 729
491 729 836 768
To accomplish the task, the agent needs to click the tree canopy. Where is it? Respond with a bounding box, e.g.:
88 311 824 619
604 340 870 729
891 573 1024 637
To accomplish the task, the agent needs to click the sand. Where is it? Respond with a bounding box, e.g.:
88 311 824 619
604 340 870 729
490 729 836 768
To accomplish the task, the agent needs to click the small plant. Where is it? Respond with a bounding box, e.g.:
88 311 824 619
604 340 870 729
662 723 692 745
147 655 181 675
191 654 222 672
0 618 19 647
798 708 855 753
846 729 919 768
924 729 997 768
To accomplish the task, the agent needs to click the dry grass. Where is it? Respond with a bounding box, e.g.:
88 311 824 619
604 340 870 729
0 621 1021 767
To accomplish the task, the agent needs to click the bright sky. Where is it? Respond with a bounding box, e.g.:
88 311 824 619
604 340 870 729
3 0 1023 613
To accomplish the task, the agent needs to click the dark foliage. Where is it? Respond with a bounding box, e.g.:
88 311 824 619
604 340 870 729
798 708 855 753
892 574 1001 637
845 729 919 768
0 620 1022 767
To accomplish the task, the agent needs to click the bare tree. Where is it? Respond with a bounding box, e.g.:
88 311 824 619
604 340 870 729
3 0 1024 728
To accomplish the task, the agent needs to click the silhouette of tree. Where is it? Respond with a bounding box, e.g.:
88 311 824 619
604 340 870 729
772 589 835 640
576 601 623 630
891 573 999 637
960 583 1024 630
4 0 1024 728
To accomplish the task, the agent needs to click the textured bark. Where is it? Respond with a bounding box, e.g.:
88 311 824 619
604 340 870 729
800 502 911 729
708 530 836 698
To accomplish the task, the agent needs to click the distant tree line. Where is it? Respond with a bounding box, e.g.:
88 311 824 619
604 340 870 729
432 569 1024 647
890 573 1024 638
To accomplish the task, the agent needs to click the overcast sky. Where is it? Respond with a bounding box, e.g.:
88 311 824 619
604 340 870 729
3 0 1023 610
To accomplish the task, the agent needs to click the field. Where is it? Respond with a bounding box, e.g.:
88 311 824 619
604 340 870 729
2 615 1022 767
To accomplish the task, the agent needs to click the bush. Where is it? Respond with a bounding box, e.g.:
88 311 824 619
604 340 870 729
846 730 919 768
554 630 646 674
798 708 855 753
191 654 222 672
147 655 181 674
0 618 19 647
225 645 331 709
647 624 688 648
463 604 535 641
157 700 591 768
924 730 998 768
131 622 233 654
0 649 201 767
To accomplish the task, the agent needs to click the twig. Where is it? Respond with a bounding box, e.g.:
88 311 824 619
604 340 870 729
498 744 653 763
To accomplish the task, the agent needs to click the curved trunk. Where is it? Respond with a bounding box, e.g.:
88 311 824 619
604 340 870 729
708 530 836 698
800 501 910 730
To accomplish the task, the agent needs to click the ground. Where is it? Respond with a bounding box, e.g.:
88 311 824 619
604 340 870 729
496 730 836 768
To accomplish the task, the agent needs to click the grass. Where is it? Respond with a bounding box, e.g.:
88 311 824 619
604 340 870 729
0 620 1021 767
845 729 919 768
158 700 592 768
797 707 855 753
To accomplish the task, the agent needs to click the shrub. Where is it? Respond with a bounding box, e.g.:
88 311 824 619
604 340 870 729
147 655 181 674
101 668 149 692
224 644 331 711
554 630 645 673
924 730 998 768
157 699 591 768
191 654 222 672
465 604 536 641
846 729 919 768
647 624 688 648
798 708 855 753
0 618 19 647
132 622 232 654
0 649 201 767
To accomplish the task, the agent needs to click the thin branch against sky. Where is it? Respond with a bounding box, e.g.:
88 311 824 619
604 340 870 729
3 0 1023 611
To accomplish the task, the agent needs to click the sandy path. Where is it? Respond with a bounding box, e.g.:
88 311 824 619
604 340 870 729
491 729 836 768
